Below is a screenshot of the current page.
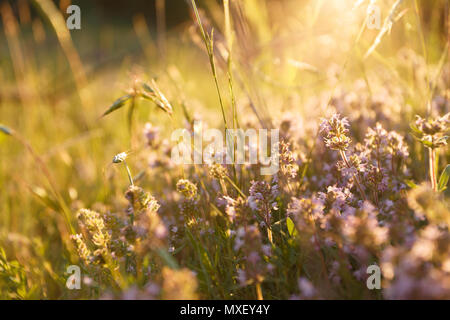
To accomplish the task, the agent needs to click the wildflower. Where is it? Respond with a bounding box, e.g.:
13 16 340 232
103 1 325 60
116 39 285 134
178 198 199 218
76 209 111 249
71 233 93 265
113 152 128 163
125 186 160 221
320 114 367 200
218 195 237 222
364 164 388 195
387 131 409 160
143 122 160 146
337 153 363 177
414 113 449 137
248 180 279 243
288 196 325 225
209 163 228 180
412 113 449 191
176 179 198 200
176 179 200 219
363 123 409 168
319 114 352 151
412 113 449 157
113 151 134 186
279 140 298 180
318 186 353 213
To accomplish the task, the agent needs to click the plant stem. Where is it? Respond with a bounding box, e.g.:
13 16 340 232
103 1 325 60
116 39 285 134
429 148 437 191
255 282 263 300
224 175 246 199
191 0 228 128
123 160 134 186
267 227 273 246
156 0 166 63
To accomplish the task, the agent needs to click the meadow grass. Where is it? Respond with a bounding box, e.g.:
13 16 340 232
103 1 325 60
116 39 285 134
0 0 449 299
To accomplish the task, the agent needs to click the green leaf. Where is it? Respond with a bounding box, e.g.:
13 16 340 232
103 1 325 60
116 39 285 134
0 124 12 135
139 92 158 104
156 248 179 270
420 138 434 148
409 123 422 136
286 217 298 237
438 164 450 192
141 82 155 94
139 80 173 115
404 179 418 189
127 97 136 134
29 186 60 211
102 94 132 117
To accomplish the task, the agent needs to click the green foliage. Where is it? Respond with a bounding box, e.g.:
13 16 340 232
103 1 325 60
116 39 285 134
438 165 450 192
0 248 33 299
102 95 133 117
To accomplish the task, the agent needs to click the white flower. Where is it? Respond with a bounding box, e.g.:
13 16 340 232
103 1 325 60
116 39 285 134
113 152 128 163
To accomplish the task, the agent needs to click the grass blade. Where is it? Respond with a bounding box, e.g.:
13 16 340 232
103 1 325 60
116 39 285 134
102 94 132 117
0 124 12 135
438 164 450 191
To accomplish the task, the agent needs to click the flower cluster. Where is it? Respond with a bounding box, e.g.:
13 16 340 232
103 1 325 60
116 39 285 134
413 113 449 149
319 114 352 151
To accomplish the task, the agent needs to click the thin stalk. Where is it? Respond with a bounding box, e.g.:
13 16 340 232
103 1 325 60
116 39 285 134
156 0 166 63
429 148 437 191
255 282 263 300
223 0 239 183
224 175 246 199
413 0 430 115
223 0 238 129
266 228 273 246
32 0 89 116
191 0 228 128
264 203 274 246
8 129 75 235
219 179 228 196
123 160 134 186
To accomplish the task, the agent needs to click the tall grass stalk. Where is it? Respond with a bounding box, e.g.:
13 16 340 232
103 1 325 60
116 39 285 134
2 126 75 236
413 0 430 115
190 0 228 129
156 0 166 63
32 0 89 114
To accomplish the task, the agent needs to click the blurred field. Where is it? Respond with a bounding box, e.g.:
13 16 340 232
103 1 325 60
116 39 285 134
0 0 449 299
